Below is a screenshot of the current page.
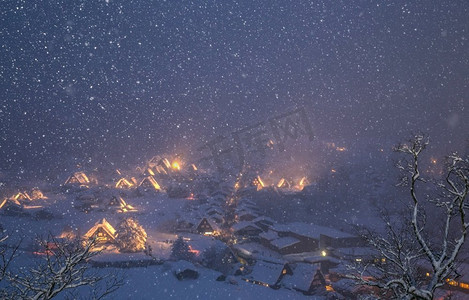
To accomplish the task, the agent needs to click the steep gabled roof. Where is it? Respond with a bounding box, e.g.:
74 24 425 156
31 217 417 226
283 263 324 293
139 176 161 191
65 172 90 185
196 217 220 233
12 192 32 202
244 261 291 286
115 178 134 188
83 218 116 241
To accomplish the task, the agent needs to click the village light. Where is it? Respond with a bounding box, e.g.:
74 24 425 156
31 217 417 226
321 250 327 257
171 161 181 170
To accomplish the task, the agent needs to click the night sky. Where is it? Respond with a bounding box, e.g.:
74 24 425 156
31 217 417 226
1 0 468 178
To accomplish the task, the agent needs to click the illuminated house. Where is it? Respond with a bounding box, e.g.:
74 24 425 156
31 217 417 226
108 196 137 213
196 218 219 236
11 192 32 202
282 263 326 295
152 157 171 174
444 263 469 294
30 188 47 200
242 260 293 288
138 176 161 192
115 178 134 189
268 222 362 254
0 197 21 210
83 218 117 244
65 172 90 186
252 176 265 191
277 178 291 189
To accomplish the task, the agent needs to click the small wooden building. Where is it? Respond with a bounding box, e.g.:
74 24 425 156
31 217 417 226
115 178 134 189
83 218 117 244
196 218 219 235
138 176 161 191
65 172 90 186
243 260 293 288
282 263 326 295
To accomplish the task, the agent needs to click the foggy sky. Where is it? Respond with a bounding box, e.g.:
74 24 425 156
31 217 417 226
1 0 468 178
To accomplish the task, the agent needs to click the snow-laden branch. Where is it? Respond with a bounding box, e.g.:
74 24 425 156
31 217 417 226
351 135 469 300
6 235 123 300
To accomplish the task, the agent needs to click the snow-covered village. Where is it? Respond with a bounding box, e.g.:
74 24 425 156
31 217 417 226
1 1 468 299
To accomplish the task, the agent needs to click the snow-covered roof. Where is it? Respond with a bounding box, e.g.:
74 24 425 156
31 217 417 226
196 217 220 232
232 243 284 261
244 261 287 286
270 237 300 250
273 222 354 239
206 207 223 215
252 216 275 224
283 263 322 292
259 230 278 241
232 221 261 232
0 197 21 209
83 218 117 240
237 210 259 217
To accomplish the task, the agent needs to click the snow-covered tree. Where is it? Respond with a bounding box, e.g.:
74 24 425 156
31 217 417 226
116 218 147 253
0 226 19 288
351 135 469 300
202 244 237 274
170 236 194 261
6 236 122 299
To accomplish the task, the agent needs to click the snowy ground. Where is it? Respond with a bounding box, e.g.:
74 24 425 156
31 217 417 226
72 263 318 300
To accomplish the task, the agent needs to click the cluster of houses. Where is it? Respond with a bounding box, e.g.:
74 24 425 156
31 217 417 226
0 188 48 217
3 160 469 298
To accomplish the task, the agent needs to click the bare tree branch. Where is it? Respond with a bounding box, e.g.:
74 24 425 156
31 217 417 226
6 235 123 300
351 135 469 300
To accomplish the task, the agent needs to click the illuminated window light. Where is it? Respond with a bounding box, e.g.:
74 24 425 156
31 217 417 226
460 282 469 289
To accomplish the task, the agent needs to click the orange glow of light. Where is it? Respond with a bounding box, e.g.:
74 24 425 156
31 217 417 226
431 158 437 164
299 177 307 187
336 147 347 152
115 178 134 188
116 169 122 175
139 176 161 191
171 161 181 170
188 245 200 255
191 164 197 171
326 285 334 292
147 168 155 176
254 175 265 190
257 176 264 187
277 178 285 188
186 193 195 200
446 279 458 286
331 169 337 173
267 140 275 148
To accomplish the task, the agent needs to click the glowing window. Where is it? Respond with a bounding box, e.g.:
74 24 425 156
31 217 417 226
447 279 458 286
460 282 469 289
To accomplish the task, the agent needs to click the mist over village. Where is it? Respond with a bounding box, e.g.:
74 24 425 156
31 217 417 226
1 1 468 299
